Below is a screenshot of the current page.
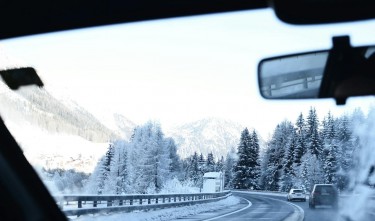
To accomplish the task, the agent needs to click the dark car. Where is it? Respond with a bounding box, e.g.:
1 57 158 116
309 184 338 209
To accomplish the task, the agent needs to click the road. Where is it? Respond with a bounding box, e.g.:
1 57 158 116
178 191 341 221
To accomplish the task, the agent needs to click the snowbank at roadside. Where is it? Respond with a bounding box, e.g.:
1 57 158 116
73 196 239 221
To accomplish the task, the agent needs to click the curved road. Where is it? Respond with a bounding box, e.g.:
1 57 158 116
243 192 339 221
178 191 341 221
210 192 298 221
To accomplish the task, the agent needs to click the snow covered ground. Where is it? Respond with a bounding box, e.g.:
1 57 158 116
72 196 239 221
4 121 108 173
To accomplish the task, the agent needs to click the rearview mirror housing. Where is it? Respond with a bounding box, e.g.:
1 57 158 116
271 0 375 24
258 36 375 105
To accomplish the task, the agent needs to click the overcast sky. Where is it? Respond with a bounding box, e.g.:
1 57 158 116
1 9 375 138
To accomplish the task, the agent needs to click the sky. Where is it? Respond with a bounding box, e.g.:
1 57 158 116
1 9 375 138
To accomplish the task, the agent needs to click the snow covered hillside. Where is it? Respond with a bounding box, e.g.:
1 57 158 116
0 82 118 142
0 82 136 172
167 118 255 159
7 122 109 173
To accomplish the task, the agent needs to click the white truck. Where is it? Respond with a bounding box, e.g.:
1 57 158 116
202 172 224 193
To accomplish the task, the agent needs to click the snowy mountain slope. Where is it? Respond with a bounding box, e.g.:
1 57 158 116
0 81 135 173
87 112 136 140
167 118 247 159
0 82 119 142
6 121 108 173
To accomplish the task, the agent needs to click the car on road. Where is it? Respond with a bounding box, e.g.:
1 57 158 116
309 184 339 209
287 189 306 202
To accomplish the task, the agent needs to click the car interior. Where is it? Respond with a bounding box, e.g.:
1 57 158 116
0 0 374 221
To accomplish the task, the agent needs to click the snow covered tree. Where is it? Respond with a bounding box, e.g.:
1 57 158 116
294 133 306 166
216 156 224 172
186 152 201 186
104 140 129 194
261 121 294 191
280 130 297 192
92 143 115 194
195 153 204 173
322 111 336 141
294 113 306 166
233 128 261 190
224 147 236 188
306 107 322 157
206 152 216 172
249 130 261 189
87 121 182 194
165 138 181 178
233 128 253 189
323 145 338 184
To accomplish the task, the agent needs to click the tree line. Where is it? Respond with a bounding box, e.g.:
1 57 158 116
228 107 370 192
45 106 373 194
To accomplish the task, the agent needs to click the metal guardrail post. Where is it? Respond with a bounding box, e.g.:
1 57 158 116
93 201 97 207
130 199 133 205
78 200 82 208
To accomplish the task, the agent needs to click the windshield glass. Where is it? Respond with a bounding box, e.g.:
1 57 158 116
0 8 374 221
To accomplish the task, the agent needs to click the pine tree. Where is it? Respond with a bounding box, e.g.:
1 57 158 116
216 156 224 172
294 113 306 166
198 153 206 174
187 152 201 186
249 130 261 190
105 141 129 194
280 130 297 192
165 138 181 178
296 112 306 135
262 121 294 191
224 147 236 188
97 143 115 194
310 128 322 156
206 152 215 172
294 133 306 166
233 128 252 189
306 107 322 157
323 145 338 184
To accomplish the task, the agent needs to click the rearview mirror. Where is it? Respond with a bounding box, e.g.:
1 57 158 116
259 51 328 99
258 36 375 105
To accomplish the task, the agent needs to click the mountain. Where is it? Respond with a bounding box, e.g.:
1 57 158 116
0 82 135 172
88 112 136 140
0 83 119 142
166 118 247 159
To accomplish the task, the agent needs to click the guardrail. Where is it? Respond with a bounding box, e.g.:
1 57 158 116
54 191 231 216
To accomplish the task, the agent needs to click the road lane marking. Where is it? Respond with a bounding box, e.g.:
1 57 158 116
202 197 252 221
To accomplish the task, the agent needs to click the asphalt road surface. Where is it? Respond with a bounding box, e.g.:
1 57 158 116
178 191 300 221
178 191 341 221
178 191 375 221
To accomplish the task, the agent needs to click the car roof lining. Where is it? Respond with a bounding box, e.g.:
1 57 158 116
0 0 268 40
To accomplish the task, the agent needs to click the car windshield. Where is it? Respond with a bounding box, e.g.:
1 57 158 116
0 8 375 221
